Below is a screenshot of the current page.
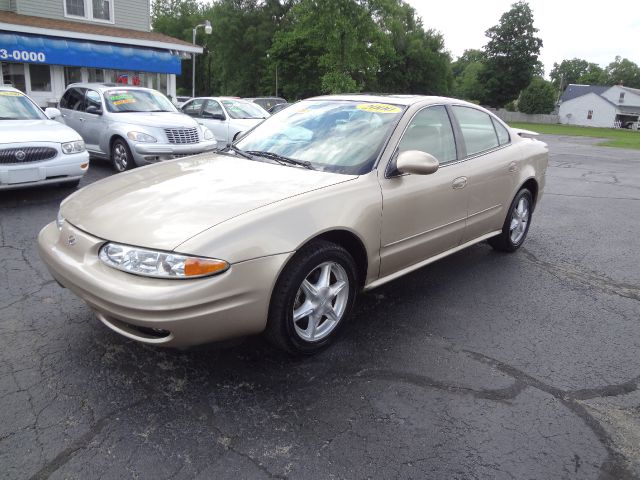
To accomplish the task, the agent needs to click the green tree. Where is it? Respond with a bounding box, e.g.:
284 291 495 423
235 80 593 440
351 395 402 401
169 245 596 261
453 61 486 101
478 1 543 107
605 56 640 88
549 58 606 88
518 77 556 114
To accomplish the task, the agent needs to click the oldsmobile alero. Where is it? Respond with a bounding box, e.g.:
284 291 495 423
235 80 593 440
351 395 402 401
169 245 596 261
38 94 549 354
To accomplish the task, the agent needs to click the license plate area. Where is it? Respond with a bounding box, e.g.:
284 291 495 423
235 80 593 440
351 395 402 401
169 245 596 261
7 168 41 184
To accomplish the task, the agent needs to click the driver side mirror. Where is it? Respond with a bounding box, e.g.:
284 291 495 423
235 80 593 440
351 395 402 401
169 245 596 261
396 150 439 175
86 105 102 115
233 130 246 142
44 107 61 120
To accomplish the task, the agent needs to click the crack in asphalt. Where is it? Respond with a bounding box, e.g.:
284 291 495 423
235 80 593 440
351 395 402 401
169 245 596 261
463 349 637 480
28 399 146 480
521 249 640 302
545 192 640 201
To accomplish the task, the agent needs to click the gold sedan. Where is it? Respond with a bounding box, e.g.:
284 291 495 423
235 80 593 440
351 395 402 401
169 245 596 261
38 95 548 354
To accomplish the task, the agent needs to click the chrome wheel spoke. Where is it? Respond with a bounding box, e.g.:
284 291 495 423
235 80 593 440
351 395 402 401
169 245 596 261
324 306 340 324
318 264 332 288
329 280 347 298
306 315 318 339
293 300 314 322
300 279 318 299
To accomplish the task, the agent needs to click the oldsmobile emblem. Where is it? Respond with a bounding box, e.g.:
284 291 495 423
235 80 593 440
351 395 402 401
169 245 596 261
67 234 77 246
15 150 26 161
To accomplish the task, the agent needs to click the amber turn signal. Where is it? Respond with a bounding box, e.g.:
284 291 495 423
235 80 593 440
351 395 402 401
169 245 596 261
184 258 229 277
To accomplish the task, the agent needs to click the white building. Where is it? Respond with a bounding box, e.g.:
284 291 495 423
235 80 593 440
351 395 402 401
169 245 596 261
558 84 640 129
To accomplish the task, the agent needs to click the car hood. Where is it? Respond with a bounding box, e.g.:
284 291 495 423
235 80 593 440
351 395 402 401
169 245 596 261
112 112 199 129
0 119 81 144
62 153 356 251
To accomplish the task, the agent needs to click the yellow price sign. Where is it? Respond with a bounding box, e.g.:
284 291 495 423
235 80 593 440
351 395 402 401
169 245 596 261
356 103 402 114
0 91 23 96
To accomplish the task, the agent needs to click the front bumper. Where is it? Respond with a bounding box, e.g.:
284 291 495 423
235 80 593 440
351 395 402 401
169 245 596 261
132 140 218 164
0 151 89 190
37 221 291 347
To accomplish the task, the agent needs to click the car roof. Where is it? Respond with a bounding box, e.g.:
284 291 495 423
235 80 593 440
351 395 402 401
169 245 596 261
306 94 471 107
66 82 157 92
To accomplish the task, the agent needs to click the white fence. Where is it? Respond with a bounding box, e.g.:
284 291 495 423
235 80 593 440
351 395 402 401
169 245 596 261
488 108 559 124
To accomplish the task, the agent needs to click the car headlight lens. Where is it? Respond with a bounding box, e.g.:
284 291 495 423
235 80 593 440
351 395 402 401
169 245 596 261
56 209 65 230
127 131 157 143
201 125 214 140
61 140 86 154
99 242 229 279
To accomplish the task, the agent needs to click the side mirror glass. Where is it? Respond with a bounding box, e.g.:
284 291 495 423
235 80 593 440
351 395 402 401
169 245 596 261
86 105 102 115
396 150 439 175
44 107 61 120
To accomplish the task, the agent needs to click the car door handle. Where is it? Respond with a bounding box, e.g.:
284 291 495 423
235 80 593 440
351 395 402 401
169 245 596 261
452 176 467 189
508 161 517 173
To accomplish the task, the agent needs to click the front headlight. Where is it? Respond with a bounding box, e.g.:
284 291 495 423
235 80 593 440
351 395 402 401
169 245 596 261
61 140 86 154
56 209 65 230
201 125 214 140
127 131 157 143
99 242 229 279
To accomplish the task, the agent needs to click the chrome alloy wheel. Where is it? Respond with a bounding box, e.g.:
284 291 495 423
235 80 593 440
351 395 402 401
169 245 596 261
113 142 129 172
292 261 349 342
509 196 530 244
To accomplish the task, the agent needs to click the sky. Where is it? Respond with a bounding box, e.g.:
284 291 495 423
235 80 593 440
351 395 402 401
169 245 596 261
407 0 640 77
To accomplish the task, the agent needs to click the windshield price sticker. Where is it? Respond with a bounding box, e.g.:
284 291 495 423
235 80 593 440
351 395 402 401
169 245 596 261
356 103 402 114
113 98 136 106
0 49 46 62
110 93 134 101
0 91 23 96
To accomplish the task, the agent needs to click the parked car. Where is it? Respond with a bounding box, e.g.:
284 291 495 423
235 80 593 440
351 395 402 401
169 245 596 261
181 97 268 146
0 86 88 190
245 96 286 112
173 96 192 108
268 102 291 114
57 83 217 172
39 95 548 354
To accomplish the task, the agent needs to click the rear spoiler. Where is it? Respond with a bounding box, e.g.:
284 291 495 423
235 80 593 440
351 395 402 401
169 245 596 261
511 128 539 138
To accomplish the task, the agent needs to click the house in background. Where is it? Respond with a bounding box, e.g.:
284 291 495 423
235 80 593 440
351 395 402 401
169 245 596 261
558 84 640 129
0 0 200 106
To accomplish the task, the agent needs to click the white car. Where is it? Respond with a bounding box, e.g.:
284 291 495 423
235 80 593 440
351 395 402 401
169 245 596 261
0 87 88 190
181 97 269 147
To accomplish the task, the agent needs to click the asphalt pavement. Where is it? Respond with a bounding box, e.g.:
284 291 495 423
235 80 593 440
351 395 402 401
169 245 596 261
1 135 639 479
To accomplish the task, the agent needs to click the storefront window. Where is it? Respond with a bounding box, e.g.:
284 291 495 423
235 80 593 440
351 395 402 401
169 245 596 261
1 62 26 92
87 68 104 83
103 70 115 83
64 66 83 87
115 71 130 85
150 74 158 90
132 72 146 87
29 64 52 92
159 74 167 94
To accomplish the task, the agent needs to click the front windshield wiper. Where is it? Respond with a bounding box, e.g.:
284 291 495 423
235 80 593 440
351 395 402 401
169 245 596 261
245 150 313 170
221 145 254 160
0 117 21 120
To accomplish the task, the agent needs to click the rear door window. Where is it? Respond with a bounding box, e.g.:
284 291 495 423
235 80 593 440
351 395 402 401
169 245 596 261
452 106 499 156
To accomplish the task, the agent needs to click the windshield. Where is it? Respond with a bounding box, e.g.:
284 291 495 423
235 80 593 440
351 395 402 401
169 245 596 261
0 91 46 120
235 100 405 174
221 99 268 119
104 89 177 113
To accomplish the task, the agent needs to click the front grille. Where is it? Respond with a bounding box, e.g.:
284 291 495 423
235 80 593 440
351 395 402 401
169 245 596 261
164 127 200 145
0 147 57 165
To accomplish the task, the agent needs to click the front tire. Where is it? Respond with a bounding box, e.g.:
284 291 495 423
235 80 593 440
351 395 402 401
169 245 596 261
111 138 135 173
265 241 358 355
489 188 533 252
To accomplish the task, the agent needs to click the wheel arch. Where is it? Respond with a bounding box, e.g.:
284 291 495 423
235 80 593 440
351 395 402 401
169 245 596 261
520 177 539 210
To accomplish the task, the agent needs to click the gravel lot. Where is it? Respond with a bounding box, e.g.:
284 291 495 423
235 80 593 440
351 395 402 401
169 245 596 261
1 135 639 479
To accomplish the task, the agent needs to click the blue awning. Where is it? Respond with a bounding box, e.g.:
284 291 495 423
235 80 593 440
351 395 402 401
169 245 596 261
0 32 181 74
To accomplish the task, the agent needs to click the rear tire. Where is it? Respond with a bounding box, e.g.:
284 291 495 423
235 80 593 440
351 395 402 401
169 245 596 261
489 188 533 252
264 240 358 355
111 138 135 173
